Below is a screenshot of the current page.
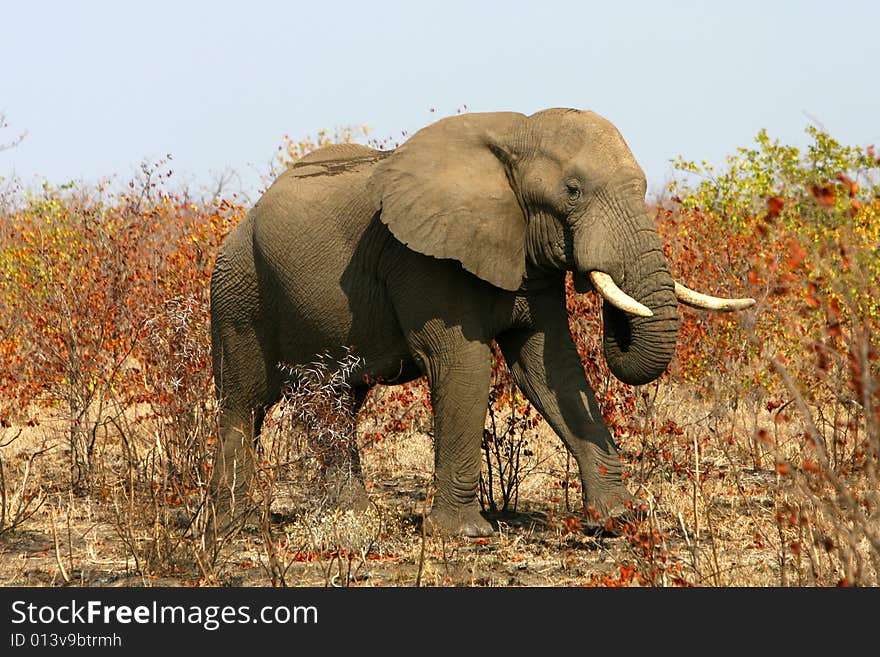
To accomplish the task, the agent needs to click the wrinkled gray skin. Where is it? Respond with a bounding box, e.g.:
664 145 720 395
209 109 679 537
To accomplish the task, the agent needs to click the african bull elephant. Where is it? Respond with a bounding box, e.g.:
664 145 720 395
208 108 753 537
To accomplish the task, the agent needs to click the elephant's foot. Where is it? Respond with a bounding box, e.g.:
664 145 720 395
582 489 647 535
424 503 494 538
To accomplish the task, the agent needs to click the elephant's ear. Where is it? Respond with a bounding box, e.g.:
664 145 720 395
367 112 527 291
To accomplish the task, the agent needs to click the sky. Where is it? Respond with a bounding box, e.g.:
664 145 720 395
2 0 878 201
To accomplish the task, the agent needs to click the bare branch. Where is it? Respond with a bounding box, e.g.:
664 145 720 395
0 112 26 152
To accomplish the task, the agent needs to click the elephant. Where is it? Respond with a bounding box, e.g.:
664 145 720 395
207 108 753 537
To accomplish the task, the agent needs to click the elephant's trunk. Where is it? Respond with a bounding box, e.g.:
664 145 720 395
574 206 679 386
600 257 678 386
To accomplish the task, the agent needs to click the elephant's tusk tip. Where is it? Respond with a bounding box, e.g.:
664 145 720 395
589 271 654 317
674 282 756 312
719 297 756 311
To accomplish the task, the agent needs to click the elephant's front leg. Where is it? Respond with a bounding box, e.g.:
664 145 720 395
498 294 644 529
417 337 494 537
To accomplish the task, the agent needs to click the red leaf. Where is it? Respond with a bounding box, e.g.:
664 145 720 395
811 184 836 207
827 296 842 319
785 241 808 269
835 173 859 196
766 195 784 218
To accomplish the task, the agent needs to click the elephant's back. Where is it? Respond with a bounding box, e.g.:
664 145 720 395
246 145 402 363
253 144 384 249
291 143 389 172
274 143 389 214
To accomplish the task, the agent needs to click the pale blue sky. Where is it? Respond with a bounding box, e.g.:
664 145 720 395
2 0 878 200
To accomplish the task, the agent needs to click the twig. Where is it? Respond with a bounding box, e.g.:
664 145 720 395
0 457 6 530
415 481 430 587
50 509 72 584
678 511 700 583
693 433 700 542
0 427 24 449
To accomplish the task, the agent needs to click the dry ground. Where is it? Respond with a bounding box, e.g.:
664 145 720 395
0 381 874 587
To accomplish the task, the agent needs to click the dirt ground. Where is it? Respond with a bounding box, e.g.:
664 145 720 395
0 474 687 588
0 432 646 588
0 382 873 587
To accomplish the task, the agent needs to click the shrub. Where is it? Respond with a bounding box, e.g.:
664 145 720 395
661 126 879 584
0 170 241 491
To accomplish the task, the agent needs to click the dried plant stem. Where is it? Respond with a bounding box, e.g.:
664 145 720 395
50 508 71 584
678 510 701 583
692 433 700 542
416 482 430 587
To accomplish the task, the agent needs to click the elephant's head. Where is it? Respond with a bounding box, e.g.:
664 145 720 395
369 109 753 386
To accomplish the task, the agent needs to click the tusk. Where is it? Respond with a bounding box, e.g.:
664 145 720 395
589 271 653 317
674 282 756 311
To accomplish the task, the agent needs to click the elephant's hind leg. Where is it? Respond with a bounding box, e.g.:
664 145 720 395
317 385 371 513
207 330 281 536
209 405 266 531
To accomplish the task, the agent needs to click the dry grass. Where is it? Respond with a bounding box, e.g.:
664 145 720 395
2 363 875 587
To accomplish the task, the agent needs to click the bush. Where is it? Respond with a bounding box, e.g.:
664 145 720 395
0 169 241 491
660 126 880 585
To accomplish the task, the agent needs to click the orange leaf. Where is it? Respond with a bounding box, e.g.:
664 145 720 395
828 296 842 319
766 195 784 218
776 463 789 475
835 173 859 196
785 241 808 269
811 184 836 207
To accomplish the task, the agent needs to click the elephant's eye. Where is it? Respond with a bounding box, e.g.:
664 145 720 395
566 183 581 201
